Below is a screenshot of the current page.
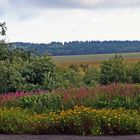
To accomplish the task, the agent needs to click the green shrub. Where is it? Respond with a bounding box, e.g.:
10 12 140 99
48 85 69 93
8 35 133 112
83 68 100 86
0 61 24 93
100 54 128 84
21 55 56 90
48 68 84 89
0 108 31 133
132 62 140 83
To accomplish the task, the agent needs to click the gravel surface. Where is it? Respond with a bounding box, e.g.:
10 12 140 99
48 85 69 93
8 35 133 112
0 135 140 140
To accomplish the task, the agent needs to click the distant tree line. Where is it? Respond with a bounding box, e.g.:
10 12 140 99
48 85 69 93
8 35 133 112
11 41 140 56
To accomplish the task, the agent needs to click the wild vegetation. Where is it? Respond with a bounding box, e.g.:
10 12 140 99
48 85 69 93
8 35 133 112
0 84 140 135
1 49 140 93
1 84 140 112
0 23 140 135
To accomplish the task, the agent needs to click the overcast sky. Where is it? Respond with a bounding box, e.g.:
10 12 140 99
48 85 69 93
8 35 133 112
1 0 140 43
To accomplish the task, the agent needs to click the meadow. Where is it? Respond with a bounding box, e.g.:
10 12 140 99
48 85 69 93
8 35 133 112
53 52 140 68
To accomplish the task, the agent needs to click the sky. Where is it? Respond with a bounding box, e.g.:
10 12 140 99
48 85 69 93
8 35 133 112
1 0 140 43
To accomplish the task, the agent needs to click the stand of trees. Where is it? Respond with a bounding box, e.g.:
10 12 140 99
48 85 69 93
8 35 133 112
11 41 140 56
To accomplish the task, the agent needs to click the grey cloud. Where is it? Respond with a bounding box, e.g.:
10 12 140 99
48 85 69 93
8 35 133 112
9 0 84 9
1 0 140 21
9 0 140 9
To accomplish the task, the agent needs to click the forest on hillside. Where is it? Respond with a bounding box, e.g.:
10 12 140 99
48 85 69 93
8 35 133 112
11 41 140 56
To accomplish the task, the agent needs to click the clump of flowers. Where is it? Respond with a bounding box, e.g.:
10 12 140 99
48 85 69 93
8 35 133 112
0 106 140 135
0 90 47 106
58 106 140 135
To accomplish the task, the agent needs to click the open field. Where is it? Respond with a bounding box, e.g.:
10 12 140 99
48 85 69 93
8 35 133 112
53 52 140 68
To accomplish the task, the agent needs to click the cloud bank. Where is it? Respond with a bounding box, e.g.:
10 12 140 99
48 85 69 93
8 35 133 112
0 0 140 20
9 0 140 9
1 0 140 43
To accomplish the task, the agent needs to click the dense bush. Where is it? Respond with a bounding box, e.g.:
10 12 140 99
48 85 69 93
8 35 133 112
0 54 56 93
20 55 56 91
83 68 100 86
131 62 140 83
0 61 24 93
21 56 55 85
47 68 84 90
100 54 128 84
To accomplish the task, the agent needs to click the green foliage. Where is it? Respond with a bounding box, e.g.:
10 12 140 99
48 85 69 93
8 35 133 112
0 61 24 93
131 62 140 83
62 69 83 88
0 108 30 133
0 44 9 61
0 54 56 93
80 64 89 73
6 93 63 113
1 50 140 93
83 68 100 86
46 68 84 89
9 48 31 63
69 64 79 72
21 56 55 85
100 54 127 84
